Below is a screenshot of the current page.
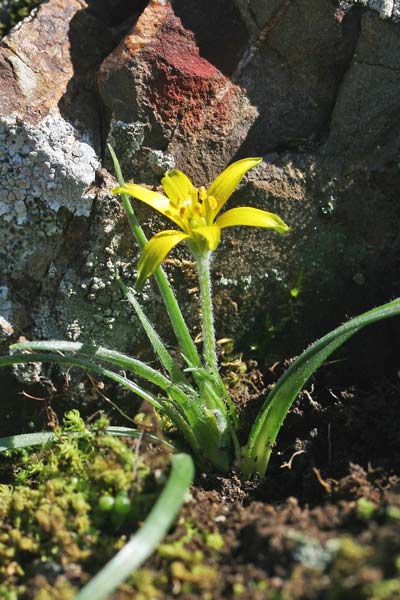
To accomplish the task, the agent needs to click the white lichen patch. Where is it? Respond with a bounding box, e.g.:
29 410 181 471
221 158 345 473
0 285 12 321
0 108 99 331
365 0 393 17
106 119 175 184
107 119 146 162
344 0 397 19
0 315 13 340
0 110 99 221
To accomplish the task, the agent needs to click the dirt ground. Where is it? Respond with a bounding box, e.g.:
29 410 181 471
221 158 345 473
123 361 400 600
0 346 400 599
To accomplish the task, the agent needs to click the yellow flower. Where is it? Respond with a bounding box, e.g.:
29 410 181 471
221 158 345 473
112 158 289 287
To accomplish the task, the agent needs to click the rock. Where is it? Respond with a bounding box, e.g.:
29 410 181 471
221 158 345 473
0 0 399 396
0 315 13 341
229 0 361 154
341 0 396 20
322 11 400 167
0 0 143 346
98 0 257 183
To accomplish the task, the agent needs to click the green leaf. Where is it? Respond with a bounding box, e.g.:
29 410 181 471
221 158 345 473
242 297 400 477
10 339 197 417
0 431 54 451
0 351 200 451
0 427 174 453
116 276 189 385
75 453 194 600
11 339 180 390
1 351 163 409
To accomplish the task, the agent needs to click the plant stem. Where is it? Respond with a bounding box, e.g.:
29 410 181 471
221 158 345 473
195 251 218 374
108 145 201 369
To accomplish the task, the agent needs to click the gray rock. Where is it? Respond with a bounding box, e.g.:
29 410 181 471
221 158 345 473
0 315 13 341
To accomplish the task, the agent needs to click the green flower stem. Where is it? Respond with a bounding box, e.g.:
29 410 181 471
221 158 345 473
195 251 218 374
108 145 201 369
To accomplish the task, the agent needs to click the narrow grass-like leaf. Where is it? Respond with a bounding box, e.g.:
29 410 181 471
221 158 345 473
0 431 54 451
104 426 174 448
108 145 201 369
184 364 239 429
0 428 174 452
11 340 192 408
0 352 200 452
0 352 163 409
242 297 400 477
9 341 209 450
117 275 189 385
75 453 194 600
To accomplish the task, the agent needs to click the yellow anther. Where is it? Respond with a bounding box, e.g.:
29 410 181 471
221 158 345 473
199 186 207 201
207 196 218 211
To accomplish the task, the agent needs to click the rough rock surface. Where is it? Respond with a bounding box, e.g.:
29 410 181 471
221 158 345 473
98 0 257 183
340 0 400 19
0 0 400 392
0 0 145 347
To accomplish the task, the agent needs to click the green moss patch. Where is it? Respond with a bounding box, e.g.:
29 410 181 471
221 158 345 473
0 410 168 599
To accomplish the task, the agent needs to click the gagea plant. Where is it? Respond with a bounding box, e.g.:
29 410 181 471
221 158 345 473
1 147 400 477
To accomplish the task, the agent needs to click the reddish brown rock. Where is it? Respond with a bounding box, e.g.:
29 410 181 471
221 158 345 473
98 0 258 183
0 0 84 122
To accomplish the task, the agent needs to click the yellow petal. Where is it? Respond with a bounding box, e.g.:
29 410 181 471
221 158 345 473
112 184 182 227
192 224 221 251
136 230 190 288
161 169 196 205
207 158 262 216
216 207 289 235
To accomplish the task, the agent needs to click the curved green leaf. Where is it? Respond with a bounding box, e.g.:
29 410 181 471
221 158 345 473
10 340 192 409
6 343 212 455
0 427 174 453
0 431 54 451
242 298 400 477
75 453 194 600
0 352 200 452
116 276 189 385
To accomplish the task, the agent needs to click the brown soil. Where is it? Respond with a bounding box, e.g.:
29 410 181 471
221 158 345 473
113 364 400 600
1 357 400 599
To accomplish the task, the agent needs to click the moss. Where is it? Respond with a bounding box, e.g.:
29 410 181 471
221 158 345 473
330 537 373 578
356 497 377 520
128 521 224 597
0 0 43 39
204 531 224 551
128 569 167 600
366 579 400 600
170 560 218 593
0 410 160 598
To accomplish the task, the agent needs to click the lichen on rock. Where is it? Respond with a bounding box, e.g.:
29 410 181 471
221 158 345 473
0 0 43 39
339 0 399 20
0 111 99 219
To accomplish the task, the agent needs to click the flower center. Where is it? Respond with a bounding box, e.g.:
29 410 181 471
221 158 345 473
174 187 217 232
